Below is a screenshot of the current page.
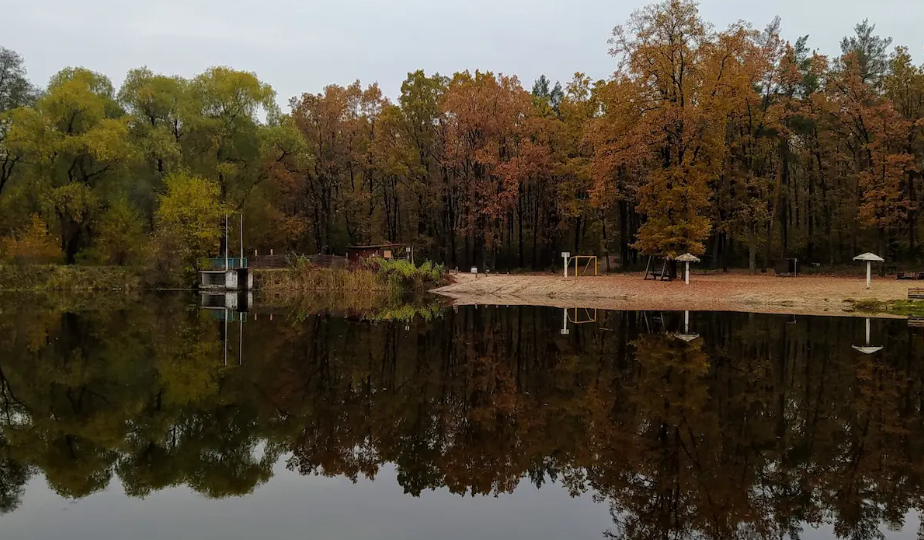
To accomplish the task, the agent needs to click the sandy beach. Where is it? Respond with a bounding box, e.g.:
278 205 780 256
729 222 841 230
433 271 920 317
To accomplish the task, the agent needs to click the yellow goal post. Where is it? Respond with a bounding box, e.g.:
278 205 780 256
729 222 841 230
571 255 598 277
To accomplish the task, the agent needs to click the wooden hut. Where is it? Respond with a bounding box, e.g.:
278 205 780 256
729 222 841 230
347 244 405 264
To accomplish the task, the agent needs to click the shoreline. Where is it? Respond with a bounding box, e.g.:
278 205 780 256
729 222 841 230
432 272 921 318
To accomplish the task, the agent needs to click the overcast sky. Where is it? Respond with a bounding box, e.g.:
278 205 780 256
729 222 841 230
6 0 923 108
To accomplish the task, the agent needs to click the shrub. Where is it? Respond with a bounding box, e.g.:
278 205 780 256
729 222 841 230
367 258 446 288
0 215 63 265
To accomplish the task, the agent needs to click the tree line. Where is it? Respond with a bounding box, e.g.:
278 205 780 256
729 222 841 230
1 0 923 272
0 300 922 539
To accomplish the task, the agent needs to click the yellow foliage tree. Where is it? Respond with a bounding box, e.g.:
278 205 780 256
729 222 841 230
153 173 225 277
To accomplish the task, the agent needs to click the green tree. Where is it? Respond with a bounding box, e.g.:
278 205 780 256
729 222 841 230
118 68 188 220
840 20 893 88
89 198 146 265
5 68 131 263
0 47 36 199
186 67 276 207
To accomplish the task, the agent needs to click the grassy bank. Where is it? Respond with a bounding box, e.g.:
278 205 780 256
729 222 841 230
0 265 144 292
847 298 924 316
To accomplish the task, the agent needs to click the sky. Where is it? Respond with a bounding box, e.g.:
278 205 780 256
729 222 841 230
5 0 924 109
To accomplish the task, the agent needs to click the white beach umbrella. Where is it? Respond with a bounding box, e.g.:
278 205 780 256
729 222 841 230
675 253 701 285
853 253 884 289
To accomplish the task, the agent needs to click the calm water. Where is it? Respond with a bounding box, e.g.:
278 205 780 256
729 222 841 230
0 295 923 540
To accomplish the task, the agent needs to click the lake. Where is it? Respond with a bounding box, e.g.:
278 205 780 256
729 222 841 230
0 294 922 539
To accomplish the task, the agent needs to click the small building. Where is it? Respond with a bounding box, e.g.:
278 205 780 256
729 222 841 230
347 244 405 264
199 267 253 291
199 257 252 291
198 215 254 291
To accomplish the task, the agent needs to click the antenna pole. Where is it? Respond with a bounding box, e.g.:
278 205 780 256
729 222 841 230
239 214 244 263
224 215 229 271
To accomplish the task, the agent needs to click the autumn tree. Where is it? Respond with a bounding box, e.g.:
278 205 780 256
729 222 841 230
0 214 62 264
595 0 752 258
828 48 913 260
883 47 924 257
441 71 548 268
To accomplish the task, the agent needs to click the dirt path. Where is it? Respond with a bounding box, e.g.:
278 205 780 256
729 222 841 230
433 272 916 317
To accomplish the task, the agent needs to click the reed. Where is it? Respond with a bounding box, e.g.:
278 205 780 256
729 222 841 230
255 257 446 294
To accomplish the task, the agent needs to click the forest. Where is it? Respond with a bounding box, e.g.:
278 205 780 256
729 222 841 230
1 0 923 273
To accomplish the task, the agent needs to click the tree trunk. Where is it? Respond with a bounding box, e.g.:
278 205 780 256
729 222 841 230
60 217 83 265
573 216 582 254
748 223 757 274
619 199 630 270
517 196 524 268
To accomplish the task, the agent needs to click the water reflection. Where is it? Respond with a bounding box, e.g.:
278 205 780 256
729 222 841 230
0 295 922 539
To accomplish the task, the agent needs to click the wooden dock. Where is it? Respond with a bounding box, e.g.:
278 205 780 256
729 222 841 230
909 288 924 300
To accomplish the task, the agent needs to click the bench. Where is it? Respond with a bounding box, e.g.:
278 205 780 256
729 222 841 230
909 288 924 300
897 272 924 281
774 266 795 277
909 317 924 329
773 259 799 277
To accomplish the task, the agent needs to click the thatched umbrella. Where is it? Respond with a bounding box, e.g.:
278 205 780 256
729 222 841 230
853 252 884 289
675 253 701 285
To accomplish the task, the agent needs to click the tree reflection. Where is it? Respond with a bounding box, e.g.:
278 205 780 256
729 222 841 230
0 299 922 539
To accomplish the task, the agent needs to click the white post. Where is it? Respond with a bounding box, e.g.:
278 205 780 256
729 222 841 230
684 310 690 334
685 262 690 285
866 318 871 346
866 262 872 289
561 308 569 335
224 215 229 271
562 252 570 278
